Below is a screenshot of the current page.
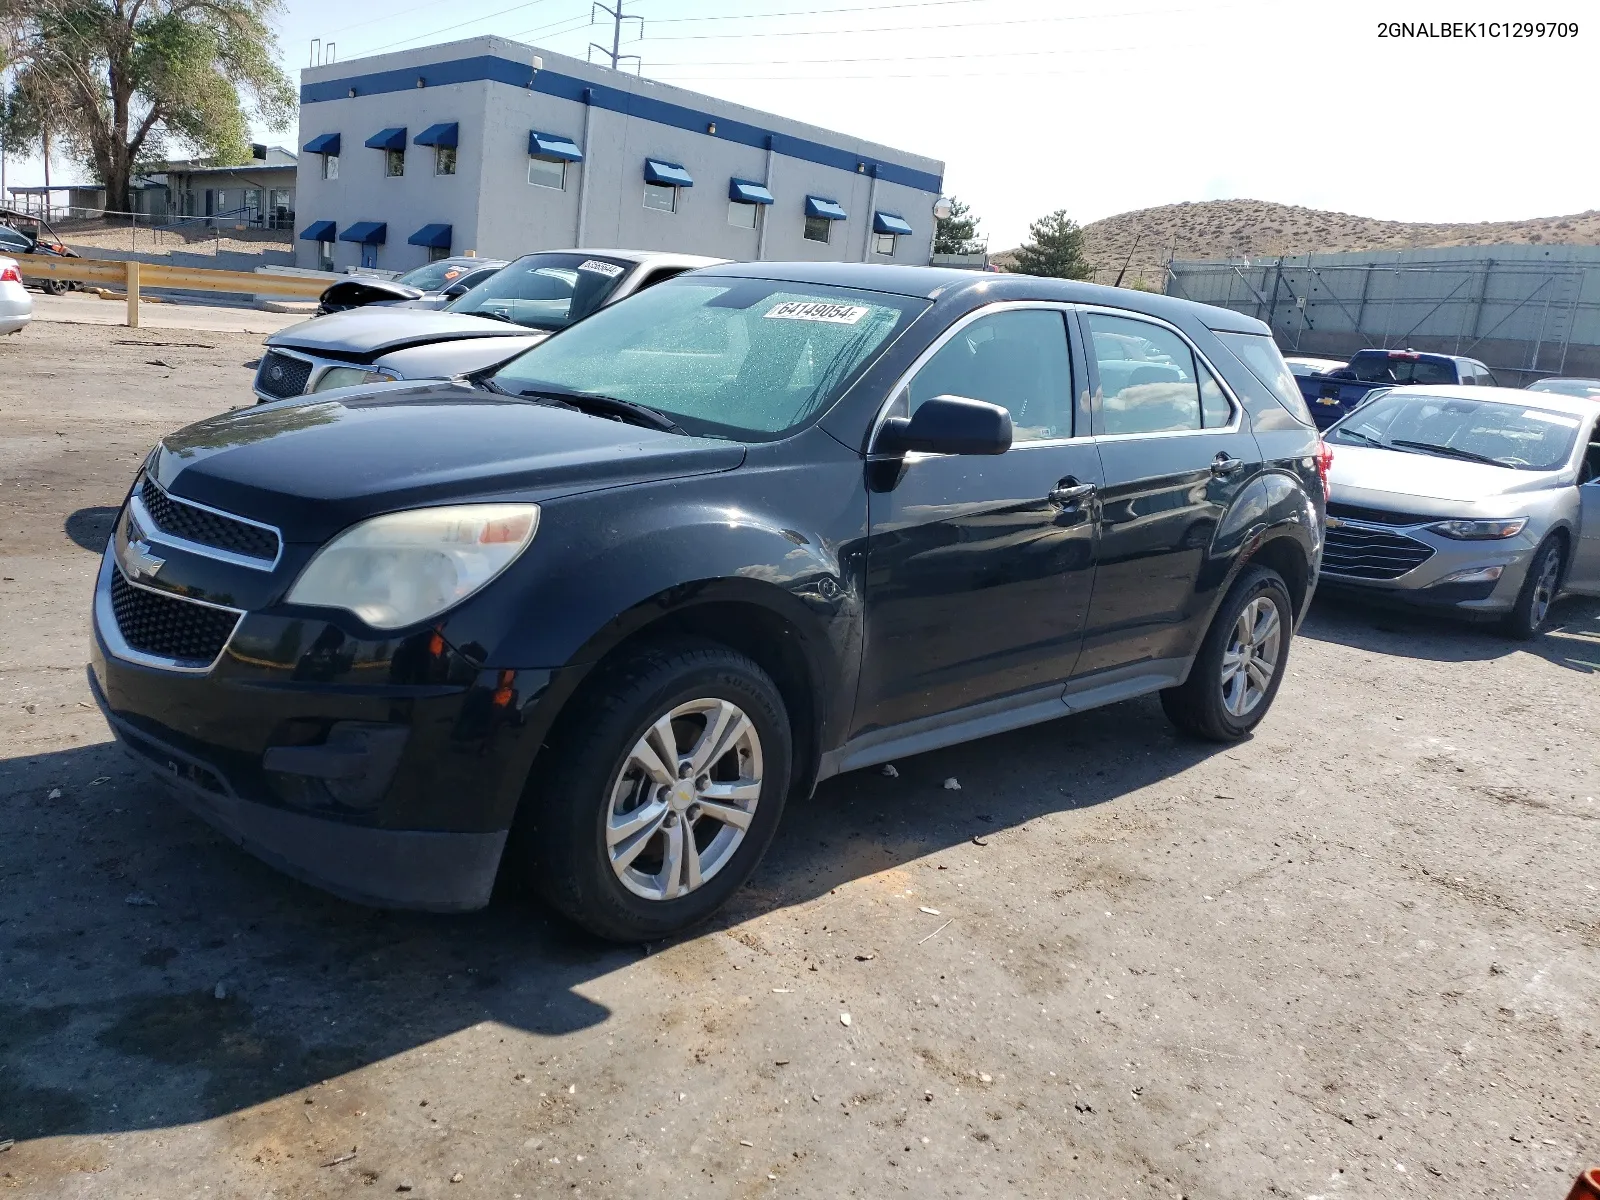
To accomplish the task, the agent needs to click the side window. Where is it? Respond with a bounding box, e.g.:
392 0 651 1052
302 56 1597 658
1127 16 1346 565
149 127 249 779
907 310 1073 442
1087 313 1201 435
1200 363 1233 427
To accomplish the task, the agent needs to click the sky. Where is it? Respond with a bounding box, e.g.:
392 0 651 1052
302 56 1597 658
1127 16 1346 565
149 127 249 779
4 0 1595 249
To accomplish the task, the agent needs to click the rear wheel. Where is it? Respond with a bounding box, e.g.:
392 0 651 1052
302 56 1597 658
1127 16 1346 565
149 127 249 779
1161 564 1293 742
516 640 792 942
1504 537 1563 640
40 279 67 296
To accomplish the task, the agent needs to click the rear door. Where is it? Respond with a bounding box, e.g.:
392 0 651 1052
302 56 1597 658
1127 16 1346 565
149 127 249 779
855 305 1102 733
1567 424 1600 594
1071 308 1262 678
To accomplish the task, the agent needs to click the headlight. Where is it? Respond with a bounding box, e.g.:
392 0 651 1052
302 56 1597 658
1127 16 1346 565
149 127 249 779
286 504 540 629
313 367 398 393
1427 517 1528 540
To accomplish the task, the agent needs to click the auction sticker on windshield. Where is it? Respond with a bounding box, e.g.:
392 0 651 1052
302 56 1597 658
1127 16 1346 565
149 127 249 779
578 259 625 277
765 301 871 324
1523 409 1579 426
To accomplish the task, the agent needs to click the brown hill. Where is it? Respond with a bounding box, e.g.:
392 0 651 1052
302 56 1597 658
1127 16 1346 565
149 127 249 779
993 200 1600 286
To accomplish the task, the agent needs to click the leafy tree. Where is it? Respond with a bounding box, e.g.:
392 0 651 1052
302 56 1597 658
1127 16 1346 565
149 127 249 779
933 196 983 255
0 0 295 212
1008 209 1092 280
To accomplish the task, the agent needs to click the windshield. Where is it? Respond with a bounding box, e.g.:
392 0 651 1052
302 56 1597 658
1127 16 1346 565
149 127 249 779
1348 354 1457 385
1528 377 1600 398
490 277 927 440
447 252 632 330
1328 392 1582 470
397 260 474 292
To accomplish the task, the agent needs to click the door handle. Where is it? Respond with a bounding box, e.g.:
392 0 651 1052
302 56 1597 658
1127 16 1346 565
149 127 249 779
1211 453 1245 476
1049 480 1096 505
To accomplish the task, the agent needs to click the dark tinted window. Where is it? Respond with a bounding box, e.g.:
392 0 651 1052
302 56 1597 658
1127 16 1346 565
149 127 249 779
908 310 1074 441
1348 354 1456 385
1088 313 1201 435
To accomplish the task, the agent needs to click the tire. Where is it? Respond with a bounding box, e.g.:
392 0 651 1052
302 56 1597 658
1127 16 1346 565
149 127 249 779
1161 564 1294 742
515 639 792 942
1503 537 1564 640
40 279 67 296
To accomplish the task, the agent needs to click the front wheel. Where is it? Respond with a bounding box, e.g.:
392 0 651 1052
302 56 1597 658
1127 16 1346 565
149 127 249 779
1161 564 1294 742
1504 537 1564 640
516 640 792 942
40 278 67 296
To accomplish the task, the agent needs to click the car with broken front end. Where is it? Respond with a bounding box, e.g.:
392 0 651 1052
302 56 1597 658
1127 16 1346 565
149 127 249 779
91 263 1327 941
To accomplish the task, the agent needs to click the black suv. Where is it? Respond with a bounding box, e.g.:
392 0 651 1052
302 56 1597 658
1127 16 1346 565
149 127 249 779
89 263 1326 941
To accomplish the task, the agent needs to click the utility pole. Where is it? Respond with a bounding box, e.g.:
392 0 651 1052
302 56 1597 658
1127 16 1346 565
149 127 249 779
589 0 643 73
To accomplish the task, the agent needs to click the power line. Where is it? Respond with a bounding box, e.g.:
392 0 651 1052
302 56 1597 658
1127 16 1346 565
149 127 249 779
358 0 552 56
588 0 645 72
641 3 1233 42
647 42 1159 68
645 0 996 24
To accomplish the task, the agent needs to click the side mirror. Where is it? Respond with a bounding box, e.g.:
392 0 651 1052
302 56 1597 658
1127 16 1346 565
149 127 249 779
874 395 1013 457
442 281 472 298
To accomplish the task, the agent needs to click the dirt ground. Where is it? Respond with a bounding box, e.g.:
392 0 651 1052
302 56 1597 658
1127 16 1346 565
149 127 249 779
2 321 1597 1199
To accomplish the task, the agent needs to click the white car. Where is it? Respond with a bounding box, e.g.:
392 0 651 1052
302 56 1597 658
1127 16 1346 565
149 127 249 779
0 256 32 335
1284 355 1346 378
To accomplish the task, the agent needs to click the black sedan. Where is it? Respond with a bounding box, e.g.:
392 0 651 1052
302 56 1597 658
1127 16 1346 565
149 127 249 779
90 263 1326 940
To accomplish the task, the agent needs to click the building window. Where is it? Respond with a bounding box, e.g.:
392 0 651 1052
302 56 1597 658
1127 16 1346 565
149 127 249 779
427 244 450 263
643 182 681 212
803 214 832 243
360 243 378 270
385 147 404 177
435 145 456 176
527 156 566 190
874 232 897 256
322 154 338 180
727 200 759 230
317 240 334 272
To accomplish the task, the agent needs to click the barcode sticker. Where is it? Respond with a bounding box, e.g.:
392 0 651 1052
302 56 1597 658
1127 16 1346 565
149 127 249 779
578 259 625 278
764 301 871 324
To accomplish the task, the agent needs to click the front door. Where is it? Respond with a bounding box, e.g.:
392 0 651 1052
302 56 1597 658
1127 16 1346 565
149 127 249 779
856 307 1102 734
360 243 378 270
1073 310 1262 677
1568 431 1600 594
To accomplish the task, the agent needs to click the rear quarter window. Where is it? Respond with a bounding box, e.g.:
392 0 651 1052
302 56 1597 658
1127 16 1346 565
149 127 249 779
1213 331 1313 425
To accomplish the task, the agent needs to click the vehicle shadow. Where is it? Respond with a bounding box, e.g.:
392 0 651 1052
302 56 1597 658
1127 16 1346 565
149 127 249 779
63 506 120 553
0 695 1223 1143
1301 591 1600 673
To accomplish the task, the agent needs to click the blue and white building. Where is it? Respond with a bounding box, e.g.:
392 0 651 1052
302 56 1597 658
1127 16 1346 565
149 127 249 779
293 36 945 274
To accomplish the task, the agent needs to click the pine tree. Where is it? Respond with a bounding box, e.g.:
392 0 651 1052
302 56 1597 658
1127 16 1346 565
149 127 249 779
934 196 983 255
1009 209 1092 280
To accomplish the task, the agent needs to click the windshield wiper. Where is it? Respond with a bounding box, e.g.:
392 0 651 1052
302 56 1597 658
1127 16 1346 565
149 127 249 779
466 309 516 323
1389 439 1503 466
508 386 687 435
1334 427 1385 448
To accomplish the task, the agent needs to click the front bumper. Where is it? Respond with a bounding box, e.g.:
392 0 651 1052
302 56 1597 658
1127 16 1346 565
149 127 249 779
1320 521 1536 614
89 544 556 911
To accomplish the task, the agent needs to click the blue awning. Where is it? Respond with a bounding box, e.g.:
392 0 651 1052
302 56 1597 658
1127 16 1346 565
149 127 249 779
728 178 774 205
339 221 387 244
529 131 584 161
302 133 340 155
805 196 847 221
414 122 458 148
644 159 694 188
299 219 337 242
408 223 452 249
873 211 914 236
364 127 407 151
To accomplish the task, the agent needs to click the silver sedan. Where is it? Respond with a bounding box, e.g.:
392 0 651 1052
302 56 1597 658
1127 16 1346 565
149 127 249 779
1320 385 1600 637
0 255 32 335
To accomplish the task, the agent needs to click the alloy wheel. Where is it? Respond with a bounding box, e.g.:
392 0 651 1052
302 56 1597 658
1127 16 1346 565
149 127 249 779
1220 595 1282 718
1529 547 1560 628
605 698 764 902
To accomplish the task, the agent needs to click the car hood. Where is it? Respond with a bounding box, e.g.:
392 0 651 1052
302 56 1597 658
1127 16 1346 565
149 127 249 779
1327 443 1562 505
149 383 746 542
267 308 536 355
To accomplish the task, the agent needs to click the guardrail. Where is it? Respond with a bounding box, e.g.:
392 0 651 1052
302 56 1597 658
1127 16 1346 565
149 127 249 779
19 254 326 327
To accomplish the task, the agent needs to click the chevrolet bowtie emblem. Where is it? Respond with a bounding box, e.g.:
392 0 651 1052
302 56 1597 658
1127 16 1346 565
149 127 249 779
124 539 166 581
1324 516 1345 529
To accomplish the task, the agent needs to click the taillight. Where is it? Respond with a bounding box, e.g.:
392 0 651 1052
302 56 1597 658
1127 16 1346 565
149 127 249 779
1315 438 1333 502
0 265 21 283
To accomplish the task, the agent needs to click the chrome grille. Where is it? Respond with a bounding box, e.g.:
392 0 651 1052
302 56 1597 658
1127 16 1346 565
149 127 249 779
138 476 279 562
1323 525 1435 580
109 569 241 667
255 350 313 399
